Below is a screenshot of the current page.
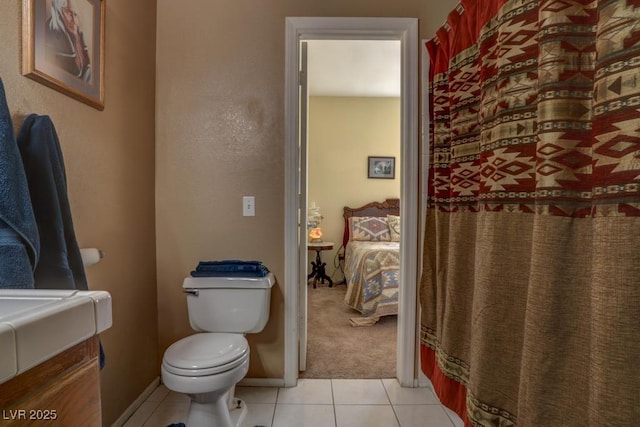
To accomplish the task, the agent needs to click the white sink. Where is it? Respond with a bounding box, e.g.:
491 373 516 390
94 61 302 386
0 289 112 384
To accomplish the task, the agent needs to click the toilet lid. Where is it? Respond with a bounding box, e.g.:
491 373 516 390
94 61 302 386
163 333 248 376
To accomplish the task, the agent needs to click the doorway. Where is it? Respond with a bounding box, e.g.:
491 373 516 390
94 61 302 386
304 39 401 378
284 17 419 387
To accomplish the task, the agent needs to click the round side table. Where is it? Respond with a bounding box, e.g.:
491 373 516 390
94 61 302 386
307 241 334 288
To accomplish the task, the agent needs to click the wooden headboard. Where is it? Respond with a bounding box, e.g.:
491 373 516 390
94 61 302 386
342 198 400 248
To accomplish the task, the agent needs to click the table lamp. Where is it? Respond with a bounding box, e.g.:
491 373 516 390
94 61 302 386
307 204 323 243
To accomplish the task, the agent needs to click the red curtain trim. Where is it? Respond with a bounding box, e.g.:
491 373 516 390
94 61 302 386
420 344 471 427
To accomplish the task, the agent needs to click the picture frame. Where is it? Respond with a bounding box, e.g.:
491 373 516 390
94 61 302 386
22 0 106 110
368 156 395 179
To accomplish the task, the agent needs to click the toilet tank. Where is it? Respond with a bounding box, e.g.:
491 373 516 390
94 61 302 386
182 273 275 333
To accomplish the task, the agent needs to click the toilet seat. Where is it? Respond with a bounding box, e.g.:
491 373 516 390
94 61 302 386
163 333 249 376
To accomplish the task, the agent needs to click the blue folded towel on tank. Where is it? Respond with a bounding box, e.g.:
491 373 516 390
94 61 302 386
196 260 263 271
191 260 269 277
190 270 268 277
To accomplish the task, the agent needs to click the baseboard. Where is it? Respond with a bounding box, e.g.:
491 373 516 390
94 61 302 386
418 370 433 389
238 377 286 387
111 377 160 427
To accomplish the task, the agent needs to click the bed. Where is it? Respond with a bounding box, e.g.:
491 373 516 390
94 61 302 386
342 198 400 321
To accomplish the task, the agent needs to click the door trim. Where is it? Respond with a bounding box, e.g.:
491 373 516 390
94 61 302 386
298 40 309 372
284 17 419 387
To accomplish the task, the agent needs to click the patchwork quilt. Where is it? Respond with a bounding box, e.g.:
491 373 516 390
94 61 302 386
343 241 400 318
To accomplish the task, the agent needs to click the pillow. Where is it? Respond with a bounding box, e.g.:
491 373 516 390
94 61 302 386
387 215 400 242
350 216 391 241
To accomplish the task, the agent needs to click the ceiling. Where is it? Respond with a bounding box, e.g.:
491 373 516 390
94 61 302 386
306 40 401 98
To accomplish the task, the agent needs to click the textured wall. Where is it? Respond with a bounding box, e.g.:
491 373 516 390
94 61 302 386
0 1 158 425
155 0 458 380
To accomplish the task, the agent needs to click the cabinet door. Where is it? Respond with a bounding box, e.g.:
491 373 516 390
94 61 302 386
0 337 102 426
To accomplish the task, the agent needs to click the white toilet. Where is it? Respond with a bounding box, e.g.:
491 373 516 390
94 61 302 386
161 273 275 427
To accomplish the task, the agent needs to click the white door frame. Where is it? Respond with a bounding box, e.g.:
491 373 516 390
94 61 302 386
284 17 419 387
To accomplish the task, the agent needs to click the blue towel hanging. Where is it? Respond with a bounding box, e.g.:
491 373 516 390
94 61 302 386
0 78 39 289
17 114 87 291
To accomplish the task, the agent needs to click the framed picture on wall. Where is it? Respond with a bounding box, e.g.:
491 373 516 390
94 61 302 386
368 156 395 179
22 0 106 110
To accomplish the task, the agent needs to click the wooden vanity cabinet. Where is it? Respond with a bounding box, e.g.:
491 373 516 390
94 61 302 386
0 336 102 426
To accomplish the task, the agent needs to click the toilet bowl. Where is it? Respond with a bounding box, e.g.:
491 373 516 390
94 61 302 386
161 272 274 427
162 333 250 426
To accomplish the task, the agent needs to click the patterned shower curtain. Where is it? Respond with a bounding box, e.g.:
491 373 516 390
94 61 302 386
420 0 640 425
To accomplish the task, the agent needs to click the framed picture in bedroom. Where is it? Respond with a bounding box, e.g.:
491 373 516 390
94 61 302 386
368 156 395 179
22 0 106 110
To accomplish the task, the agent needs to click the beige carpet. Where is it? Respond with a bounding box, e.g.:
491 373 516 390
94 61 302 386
300 284 397 379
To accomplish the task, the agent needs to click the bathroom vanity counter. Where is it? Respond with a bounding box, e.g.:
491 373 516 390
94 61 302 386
0 290 111 426
0 289 112 385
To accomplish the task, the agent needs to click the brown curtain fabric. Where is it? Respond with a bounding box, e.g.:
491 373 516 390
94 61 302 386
420 0 640 425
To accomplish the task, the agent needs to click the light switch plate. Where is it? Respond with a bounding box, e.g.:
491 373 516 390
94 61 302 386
243 196 255 216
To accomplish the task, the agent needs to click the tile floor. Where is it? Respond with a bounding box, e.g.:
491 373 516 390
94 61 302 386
122 378 463 427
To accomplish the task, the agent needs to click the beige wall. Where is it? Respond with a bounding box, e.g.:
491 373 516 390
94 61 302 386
155 0 459 380
420 1 457 38
308 96 401 273
0 1 157 425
